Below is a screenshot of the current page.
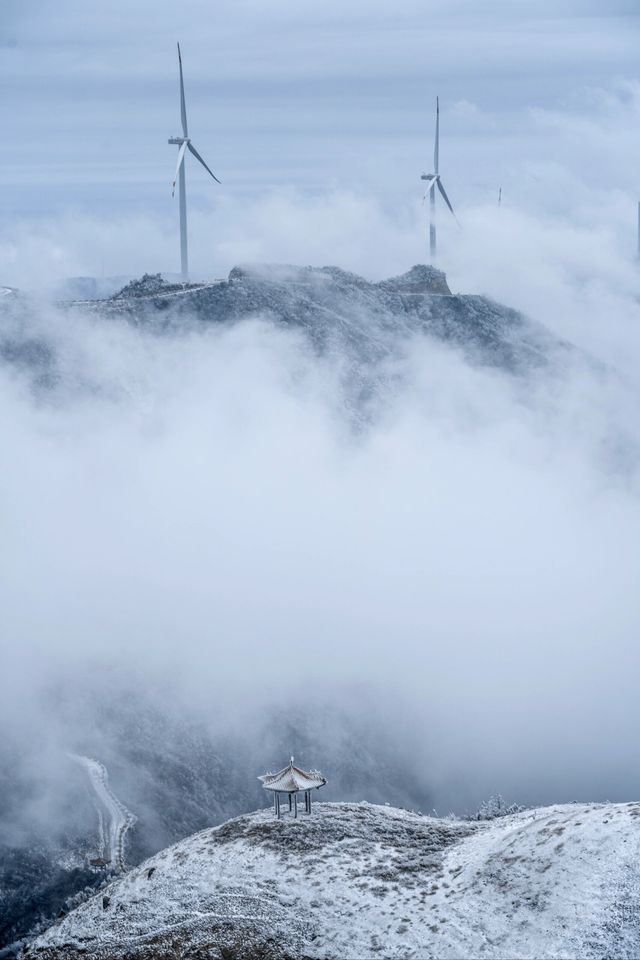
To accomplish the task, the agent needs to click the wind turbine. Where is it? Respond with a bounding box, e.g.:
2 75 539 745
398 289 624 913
168 43 221 282
420 97 458 262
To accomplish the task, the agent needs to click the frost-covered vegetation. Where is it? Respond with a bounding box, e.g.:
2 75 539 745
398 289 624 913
472 793 524 820
29 800 640 959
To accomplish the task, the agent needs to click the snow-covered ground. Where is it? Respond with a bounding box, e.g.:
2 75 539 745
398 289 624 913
72 756 137 872
27 800 640 959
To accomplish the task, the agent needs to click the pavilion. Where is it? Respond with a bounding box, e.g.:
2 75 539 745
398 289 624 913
259 757 326 818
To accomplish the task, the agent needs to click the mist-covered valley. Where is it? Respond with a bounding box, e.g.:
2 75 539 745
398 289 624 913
1 250 640 950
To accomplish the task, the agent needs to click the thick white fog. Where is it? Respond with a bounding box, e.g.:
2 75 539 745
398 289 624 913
1 202 640 813
2 0 640 823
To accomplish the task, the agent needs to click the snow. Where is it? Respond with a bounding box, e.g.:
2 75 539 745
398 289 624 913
259 759 326 793
28 800 640 958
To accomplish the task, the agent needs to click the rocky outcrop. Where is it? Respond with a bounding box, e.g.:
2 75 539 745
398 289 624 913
110 274 206 300
379 263 452 295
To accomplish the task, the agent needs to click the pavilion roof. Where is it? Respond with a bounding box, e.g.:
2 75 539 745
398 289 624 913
258 759 326 793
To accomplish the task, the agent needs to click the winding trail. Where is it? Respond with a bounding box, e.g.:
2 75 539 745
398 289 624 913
72 755 137 872
62 279 226 308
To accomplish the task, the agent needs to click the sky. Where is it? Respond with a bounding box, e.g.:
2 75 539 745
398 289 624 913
2 0 640 820
2 0 640 283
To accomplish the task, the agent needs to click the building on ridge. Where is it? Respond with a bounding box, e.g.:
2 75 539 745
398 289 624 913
259 757 326 818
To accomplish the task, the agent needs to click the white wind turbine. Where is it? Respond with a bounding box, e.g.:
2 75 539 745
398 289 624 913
420 97 458 262
168 43 221 281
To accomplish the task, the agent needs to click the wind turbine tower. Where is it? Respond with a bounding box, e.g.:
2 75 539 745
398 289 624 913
168 43 221 281
421 97 458 262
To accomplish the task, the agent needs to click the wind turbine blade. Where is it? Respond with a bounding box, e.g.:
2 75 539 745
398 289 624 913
437 179 460 226
434 96 440 175
177 43 188 137
187 142 221 184
171 141 188 196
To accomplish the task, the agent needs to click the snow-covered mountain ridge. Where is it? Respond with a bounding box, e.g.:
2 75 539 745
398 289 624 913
27 799 640 959
0 264 578 406
77 262 569 374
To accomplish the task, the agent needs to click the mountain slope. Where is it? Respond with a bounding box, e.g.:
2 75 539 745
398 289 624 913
0 690 435 952
83 263 570 374
27 800 640 959
0 265 578 407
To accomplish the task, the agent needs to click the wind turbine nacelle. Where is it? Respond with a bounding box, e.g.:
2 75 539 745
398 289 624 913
421 173 437 181
168 137 189 145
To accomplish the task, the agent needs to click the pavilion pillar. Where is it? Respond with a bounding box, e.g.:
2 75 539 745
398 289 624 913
260 760 326 818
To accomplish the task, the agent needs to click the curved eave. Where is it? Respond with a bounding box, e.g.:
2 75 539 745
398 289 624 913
261 777 326 793
258 763 327 793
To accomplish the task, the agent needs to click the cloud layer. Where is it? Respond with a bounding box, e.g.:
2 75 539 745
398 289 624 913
2 0 640 818
2 240 640 812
